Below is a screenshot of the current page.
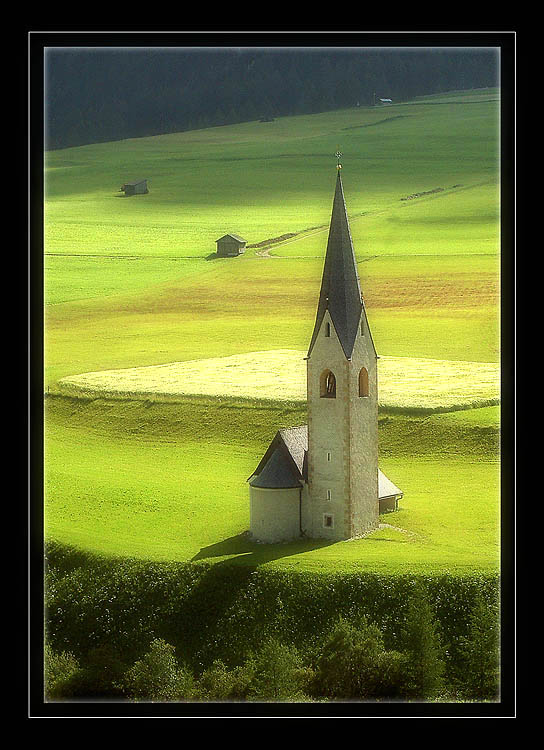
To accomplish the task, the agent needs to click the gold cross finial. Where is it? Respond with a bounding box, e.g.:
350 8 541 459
335 150 343 170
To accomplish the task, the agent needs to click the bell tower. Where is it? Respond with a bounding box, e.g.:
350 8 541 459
304 166 379 540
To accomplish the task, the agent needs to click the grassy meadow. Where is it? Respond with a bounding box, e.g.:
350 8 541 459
44 88 501 575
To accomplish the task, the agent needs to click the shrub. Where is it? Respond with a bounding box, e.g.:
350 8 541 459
44 543 500 700
44 642 81 700
194 659 254 701
121 638 194 702
60 644 128 698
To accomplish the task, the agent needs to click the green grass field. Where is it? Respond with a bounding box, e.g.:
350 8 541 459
44 396 499 574
44 88 501 575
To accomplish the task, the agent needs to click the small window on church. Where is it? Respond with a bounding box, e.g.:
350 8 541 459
320 369 336 398
359 367 369 398
326 489 332 501
323 513 334 528
327 452 331 462
325 322 331 337
361 320 365 335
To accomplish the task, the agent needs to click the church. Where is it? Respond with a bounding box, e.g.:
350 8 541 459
247 165 403 543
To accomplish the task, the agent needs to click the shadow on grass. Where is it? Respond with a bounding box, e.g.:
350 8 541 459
205 252 244 260
177 532 336 664
114 193 149 198
191 531 335 568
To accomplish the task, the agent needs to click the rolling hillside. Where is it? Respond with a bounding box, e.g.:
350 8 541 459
44 89 501 575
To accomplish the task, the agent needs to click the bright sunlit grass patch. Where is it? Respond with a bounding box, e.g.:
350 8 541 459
57 349 499 413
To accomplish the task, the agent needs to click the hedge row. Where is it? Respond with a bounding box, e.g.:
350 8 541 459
44 541 499 685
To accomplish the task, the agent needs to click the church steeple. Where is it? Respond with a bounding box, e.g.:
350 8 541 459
248 163 400 544
308 169 370 360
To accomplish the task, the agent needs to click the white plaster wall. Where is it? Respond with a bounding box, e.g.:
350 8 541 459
249 486 301 543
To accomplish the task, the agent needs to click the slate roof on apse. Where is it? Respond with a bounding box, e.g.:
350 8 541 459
248 445 303 489
278 425 307 475
248 426 307 489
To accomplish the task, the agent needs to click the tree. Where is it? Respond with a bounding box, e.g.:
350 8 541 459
46 49 499 150
401 586 445 700
458 593 500 701
246 637 310 702
122 638 194 702
311 617 408 699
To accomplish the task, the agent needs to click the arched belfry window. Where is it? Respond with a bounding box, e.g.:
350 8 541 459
359 367 369 397
320 369 336 398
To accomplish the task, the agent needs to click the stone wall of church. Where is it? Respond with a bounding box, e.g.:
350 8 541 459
306 308 378 540
306 310 351 540
347 313 379 537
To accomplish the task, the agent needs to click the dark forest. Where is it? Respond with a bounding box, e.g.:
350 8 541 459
45 47 499 150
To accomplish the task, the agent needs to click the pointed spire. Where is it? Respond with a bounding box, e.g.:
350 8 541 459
308 170 365 359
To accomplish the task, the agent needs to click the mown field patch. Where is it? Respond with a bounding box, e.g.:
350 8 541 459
56 349 499 413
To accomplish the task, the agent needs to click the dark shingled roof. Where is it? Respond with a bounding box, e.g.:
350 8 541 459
216 233 247 243
308 170 376 360
123 179 147 186
248 425 307 489
248 445 302 489
249 424 402 499
278 426 307 475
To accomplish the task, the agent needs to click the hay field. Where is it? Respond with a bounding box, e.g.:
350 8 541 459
56 349 499 413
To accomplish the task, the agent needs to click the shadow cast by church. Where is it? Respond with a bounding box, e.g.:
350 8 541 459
191 530 334 567
159 532 335 667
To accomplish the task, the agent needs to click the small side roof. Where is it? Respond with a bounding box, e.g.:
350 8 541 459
216 233 247 243
378 470 403 499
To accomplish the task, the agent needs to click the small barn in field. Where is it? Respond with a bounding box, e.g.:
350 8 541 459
216 233 247 257
120 179 148 196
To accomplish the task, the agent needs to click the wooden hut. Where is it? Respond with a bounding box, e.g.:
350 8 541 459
120 179 148 196
216 233 247 257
